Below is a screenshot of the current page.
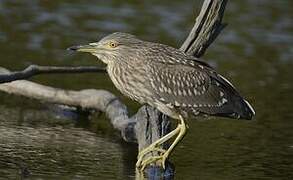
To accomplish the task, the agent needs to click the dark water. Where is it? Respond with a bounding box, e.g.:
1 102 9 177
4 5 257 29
0 0 293 179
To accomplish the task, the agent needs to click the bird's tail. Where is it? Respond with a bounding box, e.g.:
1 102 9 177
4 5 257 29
212 75 255 120
232 97 255 120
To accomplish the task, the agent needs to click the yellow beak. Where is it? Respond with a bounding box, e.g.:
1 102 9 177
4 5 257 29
67 44 96 53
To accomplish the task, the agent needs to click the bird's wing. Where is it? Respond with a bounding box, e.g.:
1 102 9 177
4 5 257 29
145 60 254 119
146 61 222 110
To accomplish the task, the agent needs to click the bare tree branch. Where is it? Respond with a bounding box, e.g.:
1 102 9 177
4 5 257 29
0 0 228 178
0 67 133 141
0 65 106 84
180 0 227 57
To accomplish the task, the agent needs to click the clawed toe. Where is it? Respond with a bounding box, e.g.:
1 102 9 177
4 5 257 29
136 115 187 172
136 147 166 169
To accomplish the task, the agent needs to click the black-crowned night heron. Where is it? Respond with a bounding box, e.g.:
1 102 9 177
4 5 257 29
68 32 255 171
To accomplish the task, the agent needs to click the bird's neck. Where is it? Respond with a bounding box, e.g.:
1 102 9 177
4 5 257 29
106 61 128 95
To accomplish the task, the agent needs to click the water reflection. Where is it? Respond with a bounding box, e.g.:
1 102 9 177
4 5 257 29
0 0 293 179
0 104 133 179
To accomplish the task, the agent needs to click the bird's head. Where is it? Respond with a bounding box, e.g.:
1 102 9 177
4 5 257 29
68 32 143 64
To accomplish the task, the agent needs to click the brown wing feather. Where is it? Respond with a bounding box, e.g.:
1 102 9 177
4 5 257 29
147 61 223 110
146 60 254 119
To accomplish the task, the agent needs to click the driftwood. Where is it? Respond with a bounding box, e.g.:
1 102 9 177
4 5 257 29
0 0 227 178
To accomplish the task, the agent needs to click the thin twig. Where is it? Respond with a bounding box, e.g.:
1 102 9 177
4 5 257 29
0 65 106 84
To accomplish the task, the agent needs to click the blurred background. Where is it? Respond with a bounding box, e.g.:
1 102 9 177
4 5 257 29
0 0 292 179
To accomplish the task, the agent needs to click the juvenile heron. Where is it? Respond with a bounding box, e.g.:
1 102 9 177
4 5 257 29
68 32 255 171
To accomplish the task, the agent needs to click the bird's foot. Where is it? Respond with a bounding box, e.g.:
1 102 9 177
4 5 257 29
136 147 166 170
136 116 187 171
136 115 187 172
136 126 181 171
139 151 170 171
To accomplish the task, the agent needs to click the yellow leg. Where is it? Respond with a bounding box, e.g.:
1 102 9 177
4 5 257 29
136 115 187 171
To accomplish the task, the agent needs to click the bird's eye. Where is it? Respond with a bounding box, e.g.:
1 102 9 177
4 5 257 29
109 42 118 48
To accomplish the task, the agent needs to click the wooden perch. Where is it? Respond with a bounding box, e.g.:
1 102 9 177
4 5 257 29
0 0 227 178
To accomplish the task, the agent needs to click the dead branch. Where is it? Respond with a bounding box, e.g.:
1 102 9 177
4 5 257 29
0 67 134 141
180 0 227 57
0 65 106 84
